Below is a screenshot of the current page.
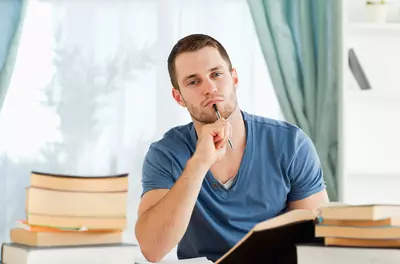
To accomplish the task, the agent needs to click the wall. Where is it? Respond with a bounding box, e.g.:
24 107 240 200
340 0 400 204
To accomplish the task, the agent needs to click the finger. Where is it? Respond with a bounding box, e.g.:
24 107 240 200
213 134 223 142
214 128 227 149
227 122 233 139
206 120 229 142
214 139 224 149
215 132 229 149
214 118 228 128
221 135 229 149
215 139 226 150
212 125 225 141
220 121 231 142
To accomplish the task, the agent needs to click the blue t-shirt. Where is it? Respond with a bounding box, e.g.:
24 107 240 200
141 111 326 262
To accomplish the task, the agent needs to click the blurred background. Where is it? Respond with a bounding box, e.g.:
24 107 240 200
0 0 399 255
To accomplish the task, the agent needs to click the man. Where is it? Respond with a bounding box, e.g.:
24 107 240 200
135 34 329 262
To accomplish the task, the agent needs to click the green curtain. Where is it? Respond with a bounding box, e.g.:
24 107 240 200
0 0 26 112
247 0 341 201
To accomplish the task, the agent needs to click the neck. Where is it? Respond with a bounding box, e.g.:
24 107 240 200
193 108 246 150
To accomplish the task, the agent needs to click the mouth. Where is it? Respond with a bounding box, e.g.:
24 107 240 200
204 99 224 107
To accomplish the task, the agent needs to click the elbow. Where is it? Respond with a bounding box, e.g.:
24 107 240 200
137 237 166 263
141 247 165 263
135 225 167 263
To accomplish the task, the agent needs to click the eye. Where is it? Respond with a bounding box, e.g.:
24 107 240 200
187 80 199 86
212 72 223 78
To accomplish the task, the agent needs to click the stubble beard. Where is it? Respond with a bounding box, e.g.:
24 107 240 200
185 88 238 124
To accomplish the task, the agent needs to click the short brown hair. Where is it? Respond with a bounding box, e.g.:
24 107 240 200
167 34 233 90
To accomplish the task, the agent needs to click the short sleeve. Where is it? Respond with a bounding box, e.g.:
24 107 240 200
287 129 326 202
141 145 175 197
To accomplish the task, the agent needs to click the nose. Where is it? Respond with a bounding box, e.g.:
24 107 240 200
202 78 217 96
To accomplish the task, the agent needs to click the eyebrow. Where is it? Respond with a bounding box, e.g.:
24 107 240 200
182 66 224 83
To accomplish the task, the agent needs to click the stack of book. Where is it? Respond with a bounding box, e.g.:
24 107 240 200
297 204 400 264
316 204 400 247
1 171 136 264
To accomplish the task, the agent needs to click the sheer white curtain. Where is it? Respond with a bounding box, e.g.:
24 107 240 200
0 0 282 250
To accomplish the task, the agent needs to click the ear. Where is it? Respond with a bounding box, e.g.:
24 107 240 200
172 88 186 107
231 68 239 89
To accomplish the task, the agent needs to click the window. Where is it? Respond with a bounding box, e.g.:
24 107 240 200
0 0 282 248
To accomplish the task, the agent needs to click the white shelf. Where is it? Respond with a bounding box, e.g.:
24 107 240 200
349 23 400 37
347 170 400 177
350 22 400 31
346 89 400 100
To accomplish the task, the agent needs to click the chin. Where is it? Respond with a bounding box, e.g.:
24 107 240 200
190 104 237 124
190 114 217 125
221 102 238 119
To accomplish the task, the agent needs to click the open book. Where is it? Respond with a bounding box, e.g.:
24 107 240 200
215 209 320 264
135 209 324 263
135 257 213 264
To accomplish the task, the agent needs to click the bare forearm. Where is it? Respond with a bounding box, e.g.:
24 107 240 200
136 156 209 262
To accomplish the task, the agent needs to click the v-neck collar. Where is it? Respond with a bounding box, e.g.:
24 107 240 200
189 111 251 199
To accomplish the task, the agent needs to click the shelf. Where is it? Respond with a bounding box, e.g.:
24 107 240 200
349 23 400 37
347 171 400 177
345 89 400 100
350 23 400 30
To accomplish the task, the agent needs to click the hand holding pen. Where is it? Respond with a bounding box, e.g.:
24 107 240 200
193 106 234 166
212 104 234 150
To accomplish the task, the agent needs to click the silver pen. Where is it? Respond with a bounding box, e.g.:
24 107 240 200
212 104 234 150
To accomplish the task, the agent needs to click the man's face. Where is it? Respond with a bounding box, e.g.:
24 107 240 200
172 46 239 124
